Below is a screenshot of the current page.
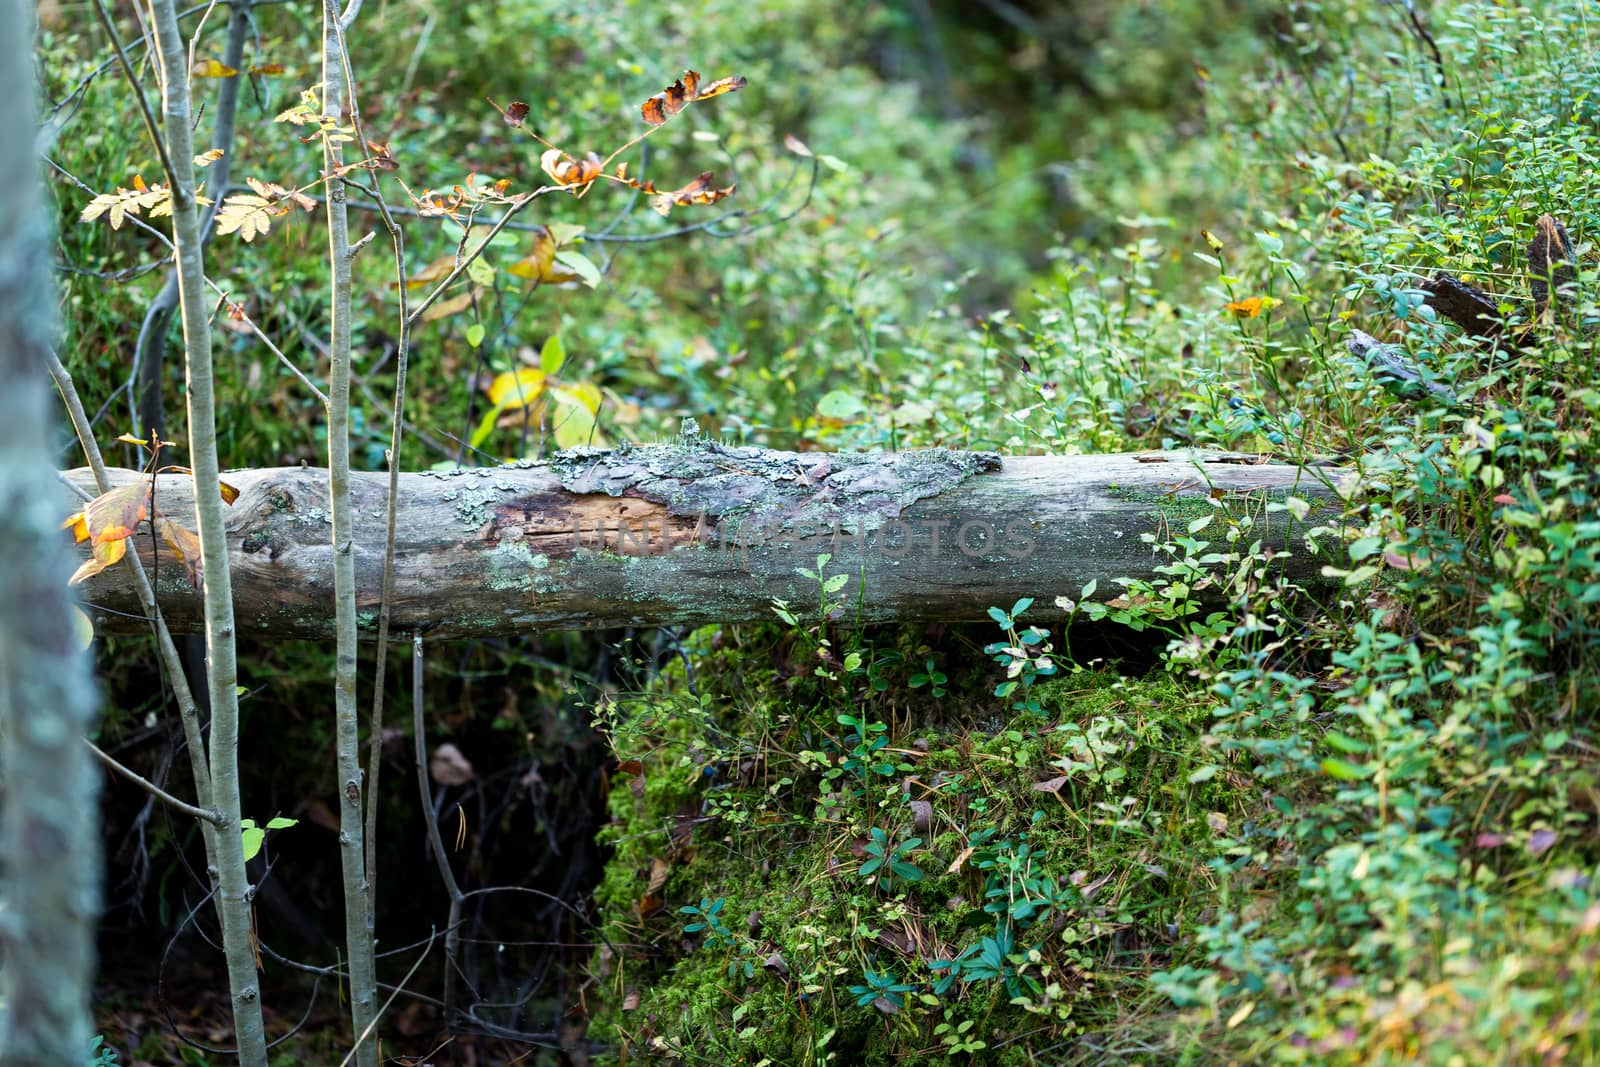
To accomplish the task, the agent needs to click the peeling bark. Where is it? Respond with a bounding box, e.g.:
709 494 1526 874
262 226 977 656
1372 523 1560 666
67 444 1342 638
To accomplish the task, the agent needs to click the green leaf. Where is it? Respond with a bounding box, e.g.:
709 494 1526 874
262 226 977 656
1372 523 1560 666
1348 535 1384 561
1323 732 1369 754
265 816 298 830
548 221 586 246
241 825 265 861
816 389 866 421
1320 757 1372 780
1187 765 1218 783
469 403 505 450
466 256 495 288
466 323 486 348
540 334 567 376
554 249 602 288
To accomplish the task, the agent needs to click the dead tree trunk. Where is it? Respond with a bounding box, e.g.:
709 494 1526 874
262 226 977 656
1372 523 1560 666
66 443 1341 638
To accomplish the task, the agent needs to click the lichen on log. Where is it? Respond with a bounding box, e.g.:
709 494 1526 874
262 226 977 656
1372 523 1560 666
64 443 1341 639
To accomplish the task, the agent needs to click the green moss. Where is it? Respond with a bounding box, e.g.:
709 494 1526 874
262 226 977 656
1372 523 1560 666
588 636 1220 1064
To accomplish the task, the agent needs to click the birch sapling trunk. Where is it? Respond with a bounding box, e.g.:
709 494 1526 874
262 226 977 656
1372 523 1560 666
321 3 382 1059
146 1 270 1062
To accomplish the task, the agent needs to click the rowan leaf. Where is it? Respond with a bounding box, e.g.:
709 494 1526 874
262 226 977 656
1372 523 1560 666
79 182 172 229
214 194 279 241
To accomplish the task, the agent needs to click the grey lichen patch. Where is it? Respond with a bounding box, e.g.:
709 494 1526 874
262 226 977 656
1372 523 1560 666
285 505 333 528
551 441 1001 544
442 481 518 529
487 539 538 592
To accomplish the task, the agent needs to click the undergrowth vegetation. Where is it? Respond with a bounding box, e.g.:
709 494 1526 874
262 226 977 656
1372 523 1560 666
40 0 1600 1062
583 3 1600 1064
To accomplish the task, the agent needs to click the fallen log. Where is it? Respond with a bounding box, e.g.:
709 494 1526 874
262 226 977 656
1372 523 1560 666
65 441 1343 638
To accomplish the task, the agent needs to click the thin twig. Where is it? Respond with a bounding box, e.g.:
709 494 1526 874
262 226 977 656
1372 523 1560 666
85 739 220 824
412 635 466 1032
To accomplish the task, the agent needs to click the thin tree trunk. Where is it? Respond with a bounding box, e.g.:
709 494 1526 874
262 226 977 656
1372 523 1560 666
321 3 380 1059
0 1 102 1060
145 2 269 1062
133 0 256 440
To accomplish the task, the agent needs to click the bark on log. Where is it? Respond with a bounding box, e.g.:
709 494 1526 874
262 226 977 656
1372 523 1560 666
65 442 1342 639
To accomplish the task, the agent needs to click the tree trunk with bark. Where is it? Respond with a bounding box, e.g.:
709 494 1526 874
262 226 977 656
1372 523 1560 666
0 0 102 1060
67 442 1341 638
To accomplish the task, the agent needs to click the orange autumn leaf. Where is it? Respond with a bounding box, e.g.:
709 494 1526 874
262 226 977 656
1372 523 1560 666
248 62 286 75
640 70 747 126
157 516 206 591
1225 296 1281 319
64 482 149 585
650 171 736 216
541 149 603 188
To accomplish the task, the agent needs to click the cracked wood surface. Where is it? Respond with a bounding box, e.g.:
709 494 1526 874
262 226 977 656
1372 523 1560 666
64 443 1341 638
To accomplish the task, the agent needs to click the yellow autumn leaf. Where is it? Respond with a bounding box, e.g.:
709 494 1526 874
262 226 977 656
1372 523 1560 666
486 368 546 410
70 606 95 650
193 59 239 78
550 383 605 449
551 381 602 415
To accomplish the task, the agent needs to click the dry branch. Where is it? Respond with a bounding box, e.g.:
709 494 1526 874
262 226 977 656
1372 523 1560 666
66 443 1342 639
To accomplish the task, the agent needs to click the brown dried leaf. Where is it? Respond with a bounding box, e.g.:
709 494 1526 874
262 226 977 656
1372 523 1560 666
406 255 460 289
640 71 746 125
646 856 670 895
540 149 602 188
421 291 474 322
694 74 747 100
502 100 531 128
430 742 476 786
156 516 204 591
650 171 735 217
